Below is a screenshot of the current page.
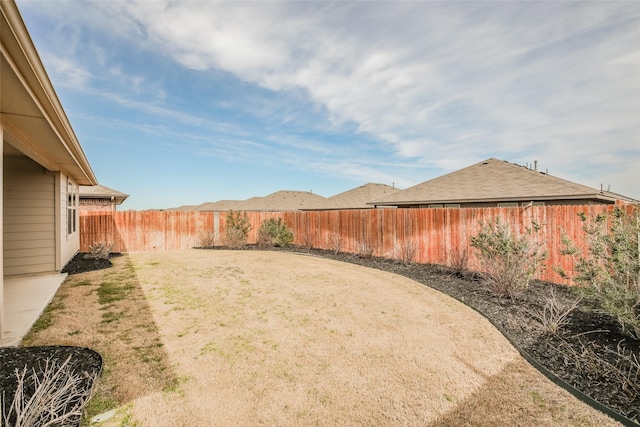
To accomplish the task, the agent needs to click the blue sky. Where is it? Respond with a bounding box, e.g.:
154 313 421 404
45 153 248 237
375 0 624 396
16 1 640 210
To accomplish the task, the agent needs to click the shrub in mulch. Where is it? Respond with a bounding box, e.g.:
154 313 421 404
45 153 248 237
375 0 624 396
0 346 102 427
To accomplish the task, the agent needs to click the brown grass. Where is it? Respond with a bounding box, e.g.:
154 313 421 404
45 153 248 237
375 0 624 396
23 250 621 426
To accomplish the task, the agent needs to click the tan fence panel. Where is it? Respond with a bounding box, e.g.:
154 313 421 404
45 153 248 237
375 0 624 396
80 204 636 285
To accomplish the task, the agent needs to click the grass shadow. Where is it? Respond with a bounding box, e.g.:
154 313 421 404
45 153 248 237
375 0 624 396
427 359 615 427
21 254 178 424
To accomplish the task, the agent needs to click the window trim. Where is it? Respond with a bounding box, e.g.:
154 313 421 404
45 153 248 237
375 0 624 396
67 178 78 236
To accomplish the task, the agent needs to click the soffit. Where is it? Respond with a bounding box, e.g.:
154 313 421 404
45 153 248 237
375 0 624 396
1 2 97 185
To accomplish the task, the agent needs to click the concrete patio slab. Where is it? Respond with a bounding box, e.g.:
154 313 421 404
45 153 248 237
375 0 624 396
1 273 66 347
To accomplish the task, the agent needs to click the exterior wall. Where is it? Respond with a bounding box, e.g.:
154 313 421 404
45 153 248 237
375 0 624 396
60 173 80 270
1 125 4 337
3 156 56 276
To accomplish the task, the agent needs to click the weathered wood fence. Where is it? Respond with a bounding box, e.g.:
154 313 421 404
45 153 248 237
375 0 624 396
80 204 637 285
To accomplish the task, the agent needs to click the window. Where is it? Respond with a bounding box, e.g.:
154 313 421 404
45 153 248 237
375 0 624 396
532 201 545 207
428 204 443 209
444 204 461 209
497 202 518 208
67 178 78 235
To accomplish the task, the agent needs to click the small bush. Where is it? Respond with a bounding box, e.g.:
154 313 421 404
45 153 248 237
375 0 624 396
393 239 417 266
558 206 640 340
257 218 294 248
449 246 469 277
224 211 251 248
470 218 547 297
327 233 342 254
198 231 218 248
356 235 378 259
528 288 581 335
300 230 315 249
84 242 114 260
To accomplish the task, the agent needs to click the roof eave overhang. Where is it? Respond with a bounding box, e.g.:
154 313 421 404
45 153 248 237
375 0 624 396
81 194 129 204
369 193 620 207
1 1 97 185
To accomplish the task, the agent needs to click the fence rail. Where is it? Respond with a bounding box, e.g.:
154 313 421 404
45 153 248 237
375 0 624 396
80 204 637 285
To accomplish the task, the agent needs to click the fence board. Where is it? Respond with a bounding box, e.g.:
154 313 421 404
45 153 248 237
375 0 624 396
80 204 637 285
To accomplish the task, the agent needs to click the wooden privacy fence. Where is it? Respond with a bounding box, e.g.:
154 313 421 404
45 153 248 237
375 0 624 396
80 204 637 285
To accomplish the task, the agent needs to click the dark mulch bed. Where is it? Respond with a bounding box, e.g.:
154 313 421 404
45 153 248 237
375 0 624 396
5 249 639 425
61 253 122 275
0 346 102 426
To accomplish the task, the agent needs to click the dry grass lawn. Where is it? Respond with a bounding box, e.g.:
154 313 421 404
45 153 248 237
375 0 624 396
23 250 621 426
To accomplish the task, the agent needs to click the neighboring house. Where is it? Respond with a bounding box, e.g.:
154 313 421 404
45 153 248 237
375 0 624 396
1 1 97 341
185 185 399 212
370 158 636 208
79 184 129 212
198 191 328 212
195 199 245 212
304 183 401 210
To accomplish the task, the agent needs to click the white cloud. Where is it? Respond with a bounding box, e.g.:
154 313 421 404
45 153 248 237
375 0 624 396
41 55 93 89
18 0 640 199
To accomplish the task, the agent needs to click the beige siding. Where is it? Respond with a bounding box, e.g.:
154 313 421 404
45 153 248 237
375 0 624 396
3 156 56 275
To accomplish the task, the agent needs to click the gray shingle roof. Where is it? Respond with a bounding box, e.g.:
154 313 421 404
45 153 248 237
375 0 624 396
197 191 327 212
79 184 129 204
305 183 401 210
196 200 245 212
371 158 634 206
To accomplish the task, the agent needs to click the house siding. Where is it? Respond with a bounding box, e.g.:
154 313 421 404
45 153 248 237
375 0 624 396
3 156 56 276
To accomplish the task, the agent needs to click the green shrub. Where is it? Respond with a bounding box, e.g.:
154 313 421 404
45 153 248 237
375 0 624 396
257 218 294 248
558 206 639 340
470 218 547 297
224 211 251 248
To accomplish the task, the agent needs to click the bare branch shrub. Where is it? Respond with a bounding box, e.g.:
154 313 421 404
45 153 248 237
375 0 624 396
528 288 582 335
470 218 547 297
449 246 469 277
357 235 378 259
1 357 98 427
557 339 640 415
84 242 114 260
198 231 217 248
327 232 342 255
393 238 417 266
300 230 315 249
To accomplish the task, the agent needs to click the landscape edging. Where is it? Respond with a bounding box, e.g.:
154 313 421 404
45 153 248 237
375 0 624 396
442 293 639 427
